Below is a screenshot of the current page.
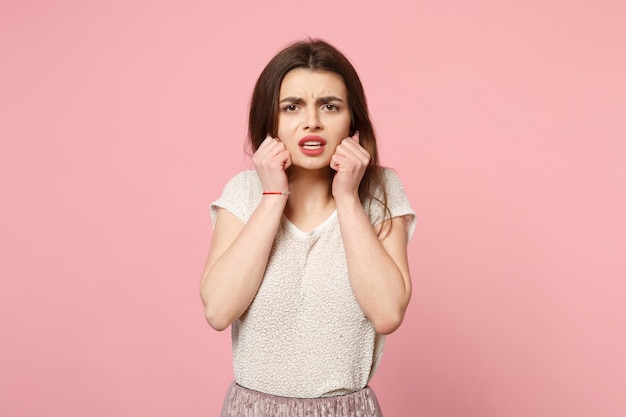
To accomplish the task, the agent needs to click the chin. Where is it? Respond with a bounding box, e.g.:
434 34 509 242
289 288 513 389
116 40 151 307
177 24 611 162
292 160 332 172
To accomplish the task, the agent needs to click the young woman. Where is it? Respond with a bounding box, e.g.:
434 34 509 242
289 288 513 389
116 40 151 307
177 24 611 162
200 39 416 416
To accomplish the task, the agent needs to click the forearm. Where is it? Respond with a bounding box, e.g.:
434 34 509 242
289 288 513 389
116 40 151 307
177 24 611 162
336 196 411 335
200 197 287 330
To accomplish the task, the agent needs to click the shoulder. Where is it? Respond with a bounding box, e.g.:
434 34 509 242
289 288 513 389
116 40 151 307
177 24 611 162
368 167 417 240
210 170 262 226
381 167 404 190
370 167 409 203
224 170 261 189
219 170 263 199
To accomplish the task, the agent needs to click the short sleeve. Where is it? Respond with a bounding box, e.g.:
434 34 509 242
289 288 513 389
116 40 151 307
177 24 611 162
368 169 416 240
210 171 262 228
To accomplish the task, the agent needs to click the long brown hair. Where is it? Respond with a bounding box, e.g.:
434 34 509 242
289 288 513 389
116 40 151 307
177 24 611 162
248 39 390 231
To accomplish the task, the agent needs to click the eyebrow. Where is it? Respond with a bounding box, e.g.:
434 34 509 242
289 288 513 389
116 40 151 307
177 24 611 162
279 96 345 104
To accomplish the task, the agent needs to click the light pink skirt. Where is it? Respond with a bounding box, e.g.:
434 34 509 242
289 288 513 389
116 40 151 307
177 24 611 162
220 382 384 417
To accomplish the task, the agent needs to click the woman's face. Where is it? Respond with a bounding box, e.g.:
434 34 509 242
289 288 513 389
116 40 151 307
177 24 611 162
276 68 352 171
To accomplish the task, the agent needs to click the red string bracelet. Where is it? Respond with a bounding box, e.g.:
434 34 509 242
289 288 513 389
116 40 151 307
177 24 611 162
262 191 290 195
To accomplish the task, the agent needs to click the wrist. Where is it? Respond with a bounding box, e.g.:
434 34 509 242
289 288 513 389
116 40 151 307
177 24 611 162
260 192 289 207
262 190 290 196
334 192 361 208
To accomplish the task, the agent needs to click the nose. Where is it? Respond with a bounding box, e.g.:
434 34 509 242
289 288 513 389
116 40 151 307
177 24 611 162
303 107 322 131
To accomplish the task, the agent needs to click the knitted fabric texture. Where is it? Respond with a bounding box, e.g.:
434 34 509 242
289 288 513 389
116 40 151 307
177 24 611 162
210 169 415 398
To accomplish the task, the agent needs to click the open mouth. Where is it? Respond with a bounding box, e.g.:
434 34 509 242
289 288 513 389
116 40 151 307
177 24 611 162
301 141 324 149
298 136 327 156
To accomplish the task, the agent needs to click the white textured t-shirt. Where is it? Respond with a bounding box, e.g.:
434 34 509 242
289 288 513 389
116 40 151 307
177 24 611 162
210 169 415 398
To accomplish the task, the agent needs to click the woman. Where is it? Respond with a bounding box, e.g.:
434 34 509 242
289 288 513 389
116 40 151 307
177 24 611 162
200 38 416 416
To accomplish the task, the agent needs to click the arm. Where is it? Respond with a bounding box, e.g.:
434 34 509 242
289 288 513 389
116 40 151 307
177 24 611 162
336 202 411 335
200 136 291 331
200 199 287 331
331 133 412 335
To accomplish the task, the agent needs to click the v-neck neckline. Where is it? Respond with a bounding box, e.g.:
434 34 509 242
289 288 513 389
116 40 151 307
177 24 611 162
282 210 338 238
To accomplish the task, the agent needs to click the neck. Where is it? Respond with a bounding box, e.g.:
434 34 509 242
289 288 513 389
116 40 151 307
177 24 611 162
284 166 335 218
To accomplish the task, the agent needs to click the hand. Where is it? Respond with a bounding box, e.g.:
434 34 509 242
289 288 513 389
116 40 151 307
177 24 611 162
330 131 370 200
252 134 292 194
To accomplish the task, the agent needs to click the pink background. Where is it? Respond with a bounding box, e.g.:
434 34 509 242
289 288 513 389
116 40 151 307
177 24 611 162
1 1 625 416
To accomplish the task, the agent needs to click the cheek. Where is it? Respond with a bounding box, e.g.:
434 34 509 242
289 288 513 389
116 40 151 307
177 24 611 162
334 114 352 136
276 115 297 136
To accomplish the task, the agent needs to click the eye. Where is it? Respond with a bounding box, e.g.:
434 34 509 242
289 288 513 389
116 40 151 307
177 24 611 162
282 104 298 112
322 104 339 111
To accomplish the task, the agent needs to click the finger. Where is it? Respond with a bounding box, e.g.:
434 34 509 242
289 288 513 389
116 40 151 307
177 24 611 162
340 138 370 160
340 132 361 147
330 154 342 171
284 151 292 169
257 135 276 153
263 133 275 144
334 142 358 162
332 152 356 168
277 149 291 169
261 134 282 147
258 136 285 156
338 140 368 163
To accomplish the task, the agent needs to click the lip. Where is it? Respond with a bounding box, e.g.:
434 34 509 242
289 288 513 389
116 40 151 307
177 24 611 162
298 135 327 157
